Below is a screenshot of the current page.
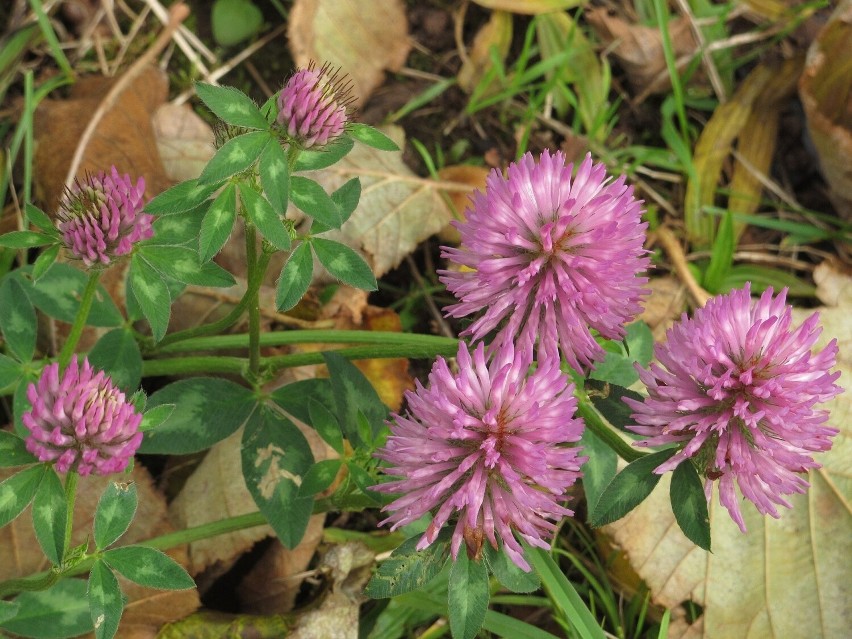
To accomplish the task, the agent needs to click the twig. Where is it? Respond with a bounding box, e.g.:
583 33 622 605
674 0 727 103
654 226 712 307
141 0 212 75
405 253 455 339
63 2 190 190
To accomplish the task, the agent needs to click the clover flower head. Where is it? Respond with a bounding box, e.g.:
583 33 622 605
23 357 144 476
277 62 353 148
626 284 842 531
373 340 586 571
441 151 650 371
57 167 152 267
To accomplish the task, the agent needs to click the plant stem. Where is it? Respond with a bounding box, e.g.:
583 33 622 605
62 470 78 561
57 270 102 369
155 330 459 354
141 342 460 378
154 251 272 350
245 224 261 381
576 395 646 463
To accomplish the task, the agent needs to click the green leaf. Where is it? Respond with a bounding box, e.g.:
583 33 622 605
590 322 653 387
32 243 60 281
140 245 236 287
579 427 617 516
148 203 208 246
0 353 23 390
721 264 816 298
298 459 343 497
364 533 450 598
32 468 66 565
323 351 387 446
144 179 219 216
311 237 377 291
211 0 263 46
199 183 237 262
483 543 541 594
241 405 314 548
670 461 711 551
307 397 344 454
271 379 334 424
240 184 291 251
138 404 175 433
345 461 383 505
0 430 37 467
0 579 93 639
13 376 36 439
348 123 400 151
88 329 142 392
293 136 354 171
15 263 123 327
24 203 58 235
331 177 361 223
448 551 490 639
104 546 194 590
195 82 268 130
0 601 19 624
259 139 290 214
0 464 46 528
139 378 255 454
198 131 270 185
528 547 606 639
87 560 123 639
0 230 54 248
585 380 645 432
94 482 138 550
275 241 313 311
589 449 677 527
703 209 734 293
0 278 37 362
129 255 171 343
290 176 342 228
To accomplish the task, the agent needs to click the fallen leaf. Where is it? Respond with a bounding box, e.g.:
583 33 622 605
471 0 584 14
457 10 513 94
297 125 453 278
637 275 688 342
603 284 852 639
287 0 411 107
435 164 489 244
152 103 216 183
586 8 696 96
799 0 852 219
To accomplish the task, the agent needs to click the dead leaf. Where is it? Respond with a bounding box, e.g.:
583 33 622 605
637 276 688 342
604 281 852 639
296 125 453 278
237 516 326 614
586 8 696 96
152 103 216 183
799 0 852 219
287 0 411 107
457 10 513 94
0 464 199 635
471 0 584 14
435 164 489 244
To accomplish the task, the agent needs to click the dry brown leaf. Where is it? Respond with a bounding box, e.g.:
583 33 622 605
457 10 513 93
471 0 583 14
799 0 852 219
296 125 453 278
637 275 688 342
586 8 696 96
238 515 326 614
152 103 216 183
604 281 852 639
33 66 172 213
287 0 411 107
0 464 199 635
436 164 489 244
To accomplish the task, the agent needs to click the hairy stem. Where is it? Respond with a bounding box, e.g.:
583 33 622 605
576 395 646 463
57 270 102 370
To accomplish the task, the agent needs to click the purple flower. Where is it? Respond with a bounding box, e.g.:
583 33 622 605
23 357 144 476
626 284 842 531
373 341 586 571
277 63 352 149
57 167 152 267
441 151 649 371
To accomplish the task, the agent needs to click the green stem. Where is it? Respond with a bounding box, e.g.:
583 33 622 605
141 342 460 378
576 395 646 463
155 330 459 354
62 470 78 561
245 224 261 381
57 270 102 369
154 251 272 350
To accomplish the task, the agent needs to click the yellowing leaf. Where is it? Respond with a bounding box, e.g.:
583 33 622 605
288 0 411 106
471 0 583 14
